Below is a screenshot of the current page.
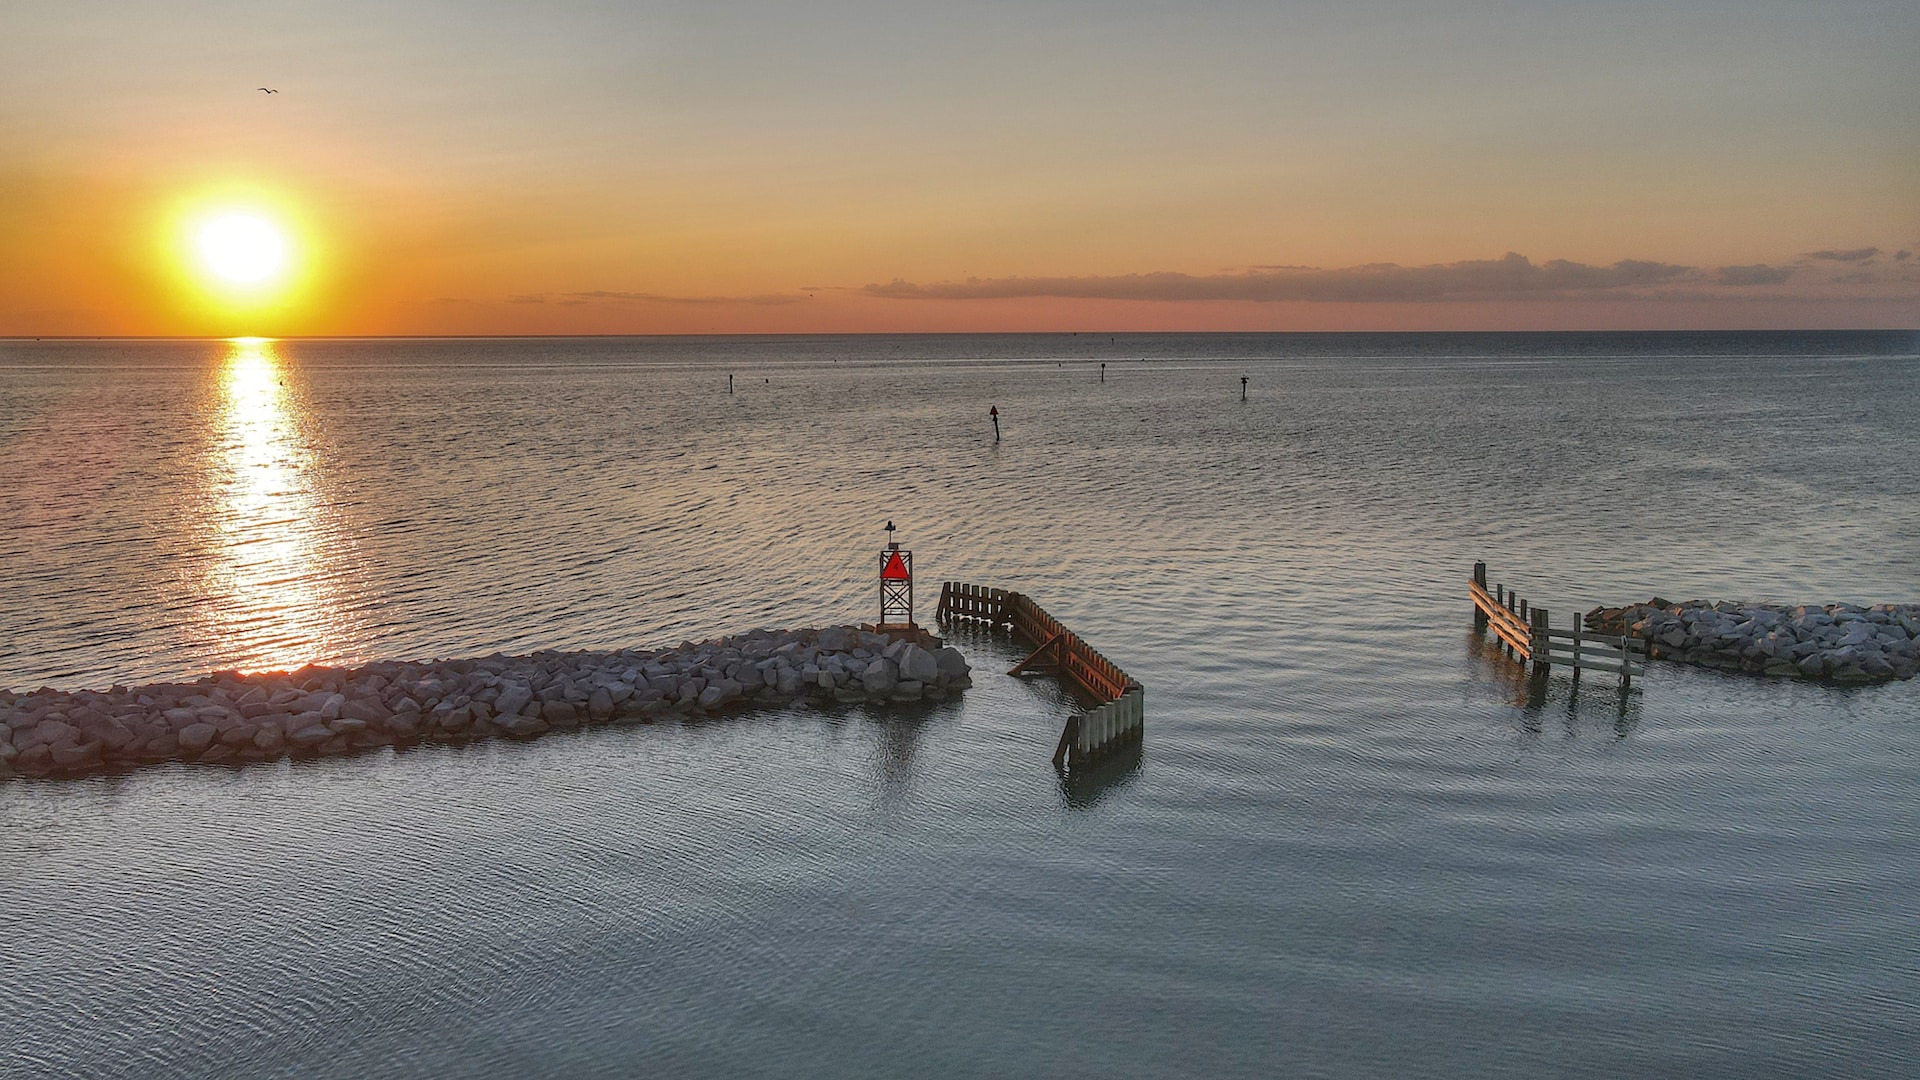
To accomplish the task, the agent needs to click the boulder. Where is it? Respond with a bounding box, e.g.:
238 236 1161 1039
50 741 102 769
341 696 391 723
15 744 52 776
178 723 219 751
495 685 533 716
860 659 899 695
218 724 259 747
288 724 334 749
587 687 614 723
898 645 939 685
935 648 969 678
495 714 548 738
35 718 79 747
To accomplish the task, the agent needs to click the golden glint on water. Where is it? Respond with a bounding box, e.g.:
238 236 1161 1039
199 338 342 673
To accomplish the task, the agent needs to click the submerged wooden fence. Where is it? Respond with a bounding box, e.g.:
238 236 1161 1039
936 582 1143 768
1471 561 1644 687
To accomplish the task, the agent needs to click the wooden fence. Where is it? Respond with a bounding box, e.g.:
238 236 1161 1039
936 581 1143 768
1471 561 1644 687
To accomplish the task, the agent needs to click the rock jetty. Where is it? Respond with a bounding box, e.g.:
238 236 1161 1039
0 626 971 780
1586 600 1920 683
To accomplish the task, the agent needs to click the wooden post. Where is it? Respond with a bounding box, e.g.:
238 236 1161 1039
1530 607 1550 673
1052 715 1078 770
1520 597 1529 621
1569 609 1582 683
1473 562 1488 629
1621 638 1633 690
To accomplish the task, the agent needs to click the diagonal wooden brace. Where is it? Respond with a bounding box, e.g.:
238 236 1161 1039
1008 631 1066 677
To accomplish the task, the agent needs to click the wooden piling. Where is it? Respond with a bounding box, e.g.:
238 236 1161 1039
1473 562 1488 629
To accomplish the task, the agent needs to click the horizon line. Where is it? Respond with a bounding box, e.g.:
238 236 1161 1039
4 328 1917 343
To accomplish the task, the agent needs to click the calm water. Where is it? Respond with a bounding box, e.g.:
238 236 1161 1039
3 332 1918 1078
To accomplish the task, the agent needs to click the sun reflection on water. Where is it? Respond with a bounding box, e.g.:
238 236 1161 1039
200 338 349 673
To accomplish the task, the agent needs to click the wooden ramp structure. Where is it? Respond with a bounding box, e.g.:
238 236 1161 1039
936 582 1143 769
1471 561 1645 688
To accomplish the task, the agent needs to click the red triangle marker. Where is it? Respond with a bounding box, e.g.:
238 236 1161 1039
881 551 910 580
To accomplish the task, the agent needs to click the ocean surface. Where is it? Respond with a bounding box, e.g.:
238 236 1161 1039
2 331 1917 1078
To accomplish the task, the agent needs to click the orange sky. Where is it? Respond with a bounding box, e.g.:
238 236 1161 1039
2 1 1915 335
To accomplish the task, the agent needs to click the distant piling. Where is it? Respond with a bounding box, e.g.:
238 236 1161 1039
990 405 1000 442
1240 376 1248 401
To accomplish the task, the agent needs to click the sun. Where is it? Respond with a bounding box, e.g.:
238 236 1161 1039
197 213 288 285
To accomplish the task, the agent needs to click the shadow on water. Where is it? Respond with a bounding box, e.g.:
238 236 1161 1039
1058 741 1143 809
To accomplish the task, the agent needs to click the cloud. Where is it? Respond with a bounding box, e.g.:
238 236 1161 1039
563 290 807 306
863 253 1698 303
1716 264 1795 286
1805 247 1881 263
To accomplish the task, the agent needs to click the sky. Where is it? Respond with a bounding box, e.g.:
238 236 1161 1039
1 0 1915 335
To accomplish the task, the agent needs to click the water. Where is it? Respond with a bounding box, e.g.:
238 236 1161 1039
3 332 1918 1078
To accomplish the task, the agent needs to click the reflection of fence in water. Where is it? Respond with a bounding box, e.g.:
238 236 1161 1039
935 581 1143 769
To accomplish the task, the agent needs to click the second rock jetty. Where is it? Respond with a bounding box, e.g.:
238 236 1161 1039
1586 601 1920 683
1 626 972 780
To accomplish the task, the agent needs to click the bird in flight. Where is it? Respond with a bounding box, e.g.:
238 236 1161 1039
258 87 278 94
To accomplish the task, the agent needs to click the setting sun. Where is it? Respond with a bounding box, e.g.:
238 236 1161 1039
197 213 287 285
159 193 323 333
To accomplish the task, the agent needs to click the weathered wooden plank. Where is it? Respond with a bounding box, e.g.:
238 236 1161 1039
1538 647 1643 667
1470 582 1531 631
1539 628 1637 647
1480 606 1533 642
1491 621 1533 656
1540 660 1643 676
1472 589 1529 625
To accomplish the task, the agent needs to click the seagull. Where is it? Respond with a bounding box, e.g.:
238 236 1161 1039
258 87 278 94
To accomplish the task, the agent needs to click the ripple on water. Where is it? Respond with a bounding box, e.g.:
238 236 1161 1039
3 333 1918 1078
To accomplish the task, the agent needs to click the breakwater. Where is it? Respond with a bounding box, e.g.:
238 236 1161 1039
1586 601 1920 683
0 626 972 779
